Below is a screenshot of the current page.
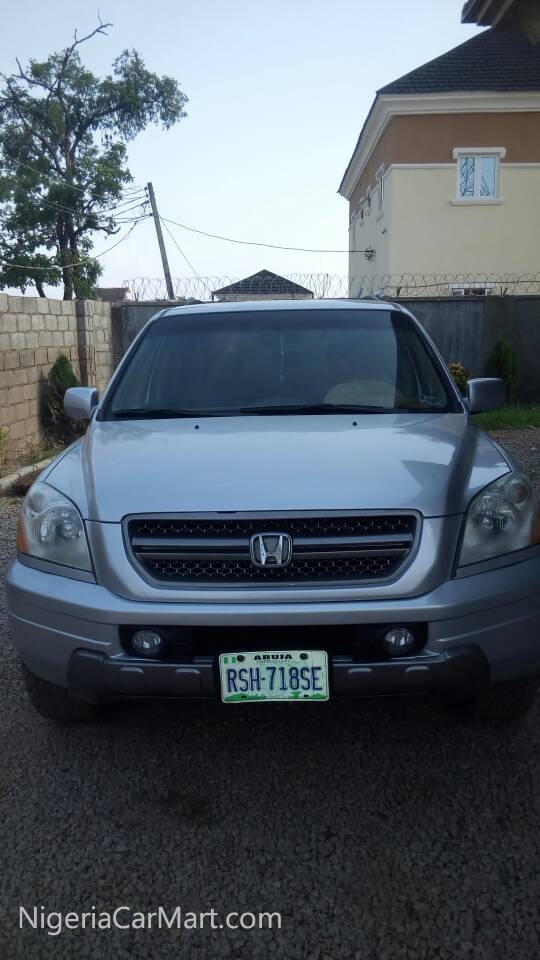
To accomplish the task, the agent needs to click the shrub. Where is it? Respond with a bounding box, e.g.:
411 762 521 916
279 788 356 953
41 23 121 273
0 426 8 466
447 361 470 395
47 355 82 442
485 340 520 405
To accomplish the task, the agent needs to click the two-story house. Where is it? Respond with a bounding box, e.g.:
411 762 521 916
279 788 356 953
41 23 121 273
338 29 540 296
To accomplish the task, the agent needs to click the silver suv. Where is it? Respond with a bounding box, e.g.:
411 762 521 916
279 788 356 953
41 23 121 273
7 300 540 722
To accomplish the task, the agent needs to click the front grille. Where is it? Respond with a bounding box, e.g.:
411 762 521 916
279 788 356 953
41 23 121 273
126 513 417 586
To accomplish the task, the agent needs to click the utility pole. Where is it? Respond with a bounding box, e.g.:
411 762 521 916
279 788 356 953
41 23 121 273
146 182 175 300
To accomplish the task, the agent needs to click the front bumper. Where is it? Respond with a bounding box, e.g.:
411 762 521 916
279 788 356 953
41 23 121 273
66 645 489 704
6 551 540 702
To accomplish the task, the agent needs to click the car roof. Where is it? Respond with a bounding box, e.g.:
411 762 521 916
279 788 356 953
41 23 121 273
160 298 398 318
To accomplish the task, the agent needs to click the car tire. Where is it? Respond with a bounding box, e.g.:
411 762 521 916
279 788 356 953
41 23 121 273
458 674 540 722
20 661 102 723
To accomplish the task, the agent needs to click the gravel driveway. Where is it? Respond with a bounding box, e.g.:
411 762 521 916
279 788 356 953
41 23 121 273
1 430 539 960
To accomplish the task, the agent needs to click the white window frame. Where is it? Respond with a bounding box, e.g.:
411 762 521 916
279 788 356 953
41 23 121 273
452 147 506 204
375 164 385 219
351 203 364 232
358 199 365 225
365 187 372 215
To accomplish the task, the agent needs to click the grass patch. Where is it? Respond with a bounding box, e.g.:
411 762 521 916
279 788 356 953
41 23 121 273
18 436 64 468
474 405 540 430
0 432 67 483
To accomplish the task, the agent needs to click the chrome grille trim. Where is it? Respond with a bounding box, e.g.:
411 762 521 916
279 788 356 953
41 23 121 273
124 511 420 587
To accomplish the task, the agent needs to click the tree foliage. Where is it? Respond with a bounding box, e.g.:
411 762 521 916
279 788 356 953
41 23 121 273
447 361 471 395
485 339 520 405
47 354 82 442
0 19 187 299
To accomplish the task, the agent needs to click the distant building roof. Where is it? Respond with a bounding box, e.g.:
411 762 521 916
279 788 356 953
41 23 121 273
212 270 314 298
378 29 540 95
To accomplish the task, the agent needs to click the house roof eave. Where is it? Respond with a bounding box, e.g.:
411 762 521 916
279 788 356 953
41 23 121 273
462 0 515 26
338 89 540 201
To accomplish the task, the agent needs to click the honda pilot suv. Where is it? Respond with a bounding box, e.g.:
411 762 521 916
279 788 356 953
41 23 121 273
7 300 540 722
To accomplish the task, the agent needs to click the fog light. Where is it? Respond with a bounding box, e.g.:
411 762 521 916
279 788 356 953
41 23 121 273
382 627 415 656
131 629 164 657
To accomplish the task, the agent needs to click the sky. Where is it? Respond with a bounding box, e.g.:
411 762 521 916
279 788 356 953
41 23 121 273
1 0 482 296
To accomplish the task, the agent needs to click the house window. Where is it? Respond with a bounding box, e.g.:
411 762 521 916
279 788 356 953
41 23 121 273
459 155 497 197
453 148 505 201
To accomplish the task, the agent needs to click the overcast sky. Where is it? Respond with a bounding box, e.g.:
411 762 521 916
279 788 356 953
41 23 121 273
2 1 481 294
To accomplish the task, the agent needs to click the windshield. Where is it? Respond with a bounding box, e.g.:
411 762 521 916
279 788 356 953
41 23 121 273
102 309 458 419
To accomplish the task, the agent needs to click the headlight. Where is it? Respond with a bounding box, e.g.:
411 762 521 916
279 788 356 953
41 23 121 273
458 472 540 567
17 482 93 573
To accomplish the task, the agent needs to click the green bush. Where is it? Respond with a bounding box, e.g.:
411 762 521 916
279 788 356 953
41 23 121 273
47 355 82 442
447 361 470 394
0 426 8 466
485 339 520 405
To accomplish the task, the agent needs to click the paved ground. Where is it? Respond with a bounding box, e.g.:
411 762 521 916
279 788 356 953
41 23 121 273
1 430 540 960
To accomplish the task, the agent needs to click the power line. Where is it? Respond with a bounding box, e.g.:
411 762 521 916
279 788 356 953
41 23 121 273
1 173 148 220
26 194 147 223
1 175 150 239
113 212 152 225
8 157 146 198
160 219 214 298
0 216 146 272
3 167 367 255
161 218 199 276
159 215 372 255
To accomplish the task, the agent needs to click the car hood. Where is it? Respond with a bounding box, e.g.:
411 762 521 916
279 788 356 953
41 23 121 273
45 413 510 522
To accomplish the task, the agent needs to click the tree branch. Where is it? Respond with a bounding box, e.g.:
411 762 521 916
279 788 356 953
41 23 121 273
14 59 55 94
61 17 113 78
3 98 64 175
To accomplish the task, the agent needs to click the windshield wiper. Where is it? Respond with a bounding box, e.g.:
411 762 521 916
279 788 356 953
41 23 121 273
111 407 212 419
110 403 390 419
234 403 393 415
110 402 442 420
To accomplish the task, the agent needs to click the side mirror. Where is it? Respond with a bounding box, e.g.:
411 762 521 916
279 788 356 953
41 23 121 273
64 387 99 421
467 378 506 415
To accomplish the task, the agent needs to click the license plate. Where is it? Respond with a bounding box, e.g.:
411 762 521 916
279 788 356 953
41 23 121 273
219 650 329 704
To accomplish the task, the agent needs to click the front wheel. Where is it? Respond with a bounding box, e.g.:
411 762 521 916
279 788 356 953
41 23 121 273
458 674 540 722
20 661 103 723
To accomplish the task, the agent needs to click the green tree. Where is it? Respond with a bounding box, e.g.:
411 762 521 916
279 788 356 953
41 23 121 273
485 339 520 405
0 19 187 299
47 354 82 442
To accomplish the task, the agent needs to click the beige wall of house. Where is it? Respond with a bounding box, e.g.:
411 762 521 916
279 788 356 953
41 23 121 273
390 164 540 277
348 111 540 216
349 162 540 291
344 102 540 293
349 168 393 294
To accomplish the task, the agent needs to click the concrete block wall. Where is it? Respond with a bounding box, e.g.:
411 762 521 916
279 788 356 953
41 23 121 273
75 298 116 393
400 295 540 403
0 293 112 446
111 301 165 364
